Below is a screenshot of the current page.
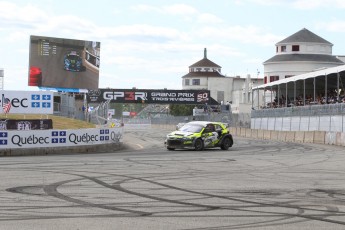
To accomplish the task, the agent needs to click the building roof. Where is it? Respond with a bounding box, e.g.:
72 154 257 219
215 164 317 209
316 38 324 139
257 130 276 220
263 54 344 64
182 71 225 78
276 28 333 45
254 64 345 90
189 48 221 68
189 58 221 68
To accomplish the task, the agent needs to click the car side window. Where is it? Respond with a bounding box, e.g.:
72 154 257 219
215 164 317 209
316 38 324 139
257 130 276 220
204 124 215 133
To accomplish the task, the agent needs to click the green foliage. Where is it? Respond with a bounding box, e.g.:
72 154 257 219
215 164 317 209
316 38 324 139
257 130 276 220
169 104 195 116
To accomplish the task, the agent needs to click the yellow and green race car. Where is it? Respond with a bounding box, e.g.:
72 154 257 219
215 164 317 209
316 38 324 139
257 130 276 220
165 121 233 151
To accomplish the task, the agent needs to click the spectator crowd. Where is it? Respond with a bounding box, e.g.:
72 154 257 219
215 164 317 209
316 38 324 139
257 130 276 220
264 89 345 108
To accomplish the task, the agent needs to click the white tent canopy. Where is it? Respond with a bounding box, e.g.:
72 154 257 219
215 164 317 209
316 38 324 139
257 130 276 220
253 64 345 90
252 64 345 108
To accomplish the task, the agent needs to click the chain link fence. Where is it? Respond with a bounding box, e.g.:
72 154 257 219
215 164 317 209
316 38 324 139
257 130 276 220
88 100 110 126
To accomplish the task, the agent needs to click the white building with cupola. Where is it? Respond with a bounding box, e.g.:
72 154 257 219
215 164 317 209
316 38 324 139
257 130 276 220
263 28 344 84
181 48 264 113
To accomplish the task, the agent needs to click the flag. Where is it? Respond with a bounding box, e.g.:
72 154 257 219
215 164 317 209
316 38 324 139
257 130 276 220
3 98 11 114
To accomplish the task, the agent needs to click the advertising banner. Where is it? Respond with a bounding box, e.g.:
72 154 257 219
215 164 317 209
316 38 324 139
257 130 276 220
87 89 211 104
0 127 123 149
0 119 53 130
0 90 53 114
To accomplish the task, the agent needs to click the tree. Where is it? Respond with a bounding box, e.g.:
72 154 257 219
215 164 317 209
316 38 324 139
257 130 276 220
169 104 195 116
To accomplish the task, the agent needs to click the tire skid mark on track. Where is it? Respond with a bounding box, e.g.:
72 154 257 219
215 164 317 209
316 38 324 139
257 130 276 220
5 169 345 227
3 131 345 229
71 173 219 212
64 171 345 225
42 177 151 216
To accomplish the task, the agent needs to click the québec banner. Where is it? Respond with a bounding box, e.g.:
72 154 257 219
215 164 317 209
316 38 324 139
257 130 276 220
0 127 123 149
0 90 54 114
87 89 213 104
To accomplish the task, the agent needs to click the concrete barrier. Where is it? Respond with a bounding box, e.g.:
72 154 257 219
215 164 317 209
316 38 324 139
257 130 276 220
278 131 287 141
0 142 124 157
251 129 258 138
295 131 305 143
232 127 343 147
245 128 252 138
229 127 236 136
263 130 271 140
286 132 295 142
236 127 241 136
304 131 314 143
257 129 264 139
240 128 246 137
336 132 345 146
270 131 279 140
325 132 337 145
314 131 325 144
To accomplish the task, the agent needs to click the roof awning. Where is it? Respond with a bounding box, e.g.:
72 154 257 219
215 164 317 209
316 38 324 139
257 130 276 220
253 64 345 90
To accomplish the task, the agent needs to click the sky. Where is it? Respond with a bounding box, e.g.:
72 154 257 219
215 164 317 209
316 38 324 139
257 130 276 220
1 0 345 91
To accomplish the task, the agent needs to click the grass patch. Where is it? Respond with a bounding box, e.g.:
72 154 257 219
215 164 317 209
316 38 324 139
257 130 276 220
0 114 96 130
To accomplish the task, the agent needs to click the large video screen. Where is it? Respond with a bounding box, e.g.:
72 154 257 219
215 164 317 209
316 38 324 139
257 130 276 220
28 35 100 90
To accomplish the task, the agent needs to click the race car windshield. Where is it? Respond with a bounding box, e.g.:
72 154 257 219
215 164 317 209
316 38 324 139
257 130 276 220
68 55 79 60
179 124 203 133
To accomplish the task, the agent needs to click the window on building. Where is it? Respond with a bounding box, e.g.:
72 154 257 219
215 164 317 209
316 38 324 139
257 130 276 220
292 45 299 51
264 76 267 84
281 46 286 52
192 79 200 85
270 76 279 82
285 75 294 78
190 68 194 72
276 46 278 53
204 68 210 72
185 79 190 85
196 68 201 72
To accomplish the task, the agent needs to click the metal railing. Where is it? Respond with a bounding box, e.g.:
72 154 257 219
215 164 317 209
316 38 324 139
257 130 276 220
88 100 110 125
252 103 345 118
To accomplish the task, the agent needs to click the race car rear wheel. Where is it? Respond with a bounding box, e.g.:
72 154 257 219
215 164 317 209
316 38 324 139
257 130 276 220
167 147 175 151
194 139 204 151
221 137 232 150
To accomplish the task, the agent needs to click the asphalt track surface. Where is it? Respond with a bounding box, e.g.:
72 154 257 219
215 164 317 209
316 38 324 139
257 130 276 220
1 127 345 230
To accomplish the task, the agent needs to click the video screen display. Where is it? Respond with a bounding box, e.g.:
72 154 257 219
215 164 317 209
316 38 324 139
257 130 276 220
28 35 100 90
